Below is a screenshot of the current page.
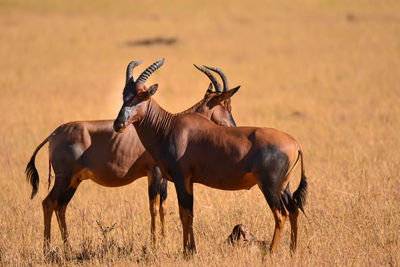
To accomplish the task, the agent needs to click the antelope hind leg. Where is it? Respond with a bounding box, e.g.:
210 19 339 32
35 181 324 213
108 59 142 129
55 184 80 255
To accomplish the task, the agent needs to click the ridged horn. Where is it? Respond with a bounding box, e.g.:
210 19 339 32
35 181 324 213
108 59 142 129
136 58 165 84
204 66 229 92
193 64 222 92
126 60 143 84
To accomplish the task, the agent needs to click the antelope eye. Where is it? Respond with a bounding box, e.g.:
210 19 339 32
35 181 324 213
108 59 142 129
135 92 147 100
136 92 148 99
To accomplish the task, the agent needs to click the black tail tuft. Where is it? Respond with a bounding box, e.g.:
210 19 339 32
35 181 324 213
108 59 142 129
25 156 39 199
282 183 296 214
293 174 308 216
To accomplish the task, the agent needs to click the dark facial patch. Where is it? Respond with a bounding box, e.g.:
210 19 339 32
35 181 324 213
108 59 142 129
114 85 150 132
114 104 132 132
122 83 136 102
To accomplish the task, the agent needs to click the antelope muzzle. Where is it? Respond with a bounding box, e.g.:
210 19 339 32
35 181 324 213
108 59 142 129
113 105 131 133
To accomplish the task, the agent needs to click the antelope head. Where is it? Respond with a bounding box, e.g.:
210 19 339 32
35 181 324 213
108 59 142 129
113 59 164 133
193 65 240 127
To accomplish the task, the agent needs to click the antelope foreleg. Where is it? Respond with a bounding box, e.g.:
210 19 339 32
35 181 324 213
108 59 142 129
174 179 195 254
148 167 162 245
159 178 168 239
149 194 160 244
178 205 195 253
159 197 167 238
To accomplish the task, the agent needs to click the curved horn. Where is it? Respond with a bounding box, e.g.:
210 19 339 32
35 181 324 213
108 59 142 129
126 60 143 84
193 64 222 92
204 66 229 92
136 58 165 84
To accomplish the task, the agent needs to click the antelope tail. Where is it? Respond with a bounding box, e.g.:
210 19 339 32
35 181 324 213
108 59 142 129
25 135 51 199
293 148 308 216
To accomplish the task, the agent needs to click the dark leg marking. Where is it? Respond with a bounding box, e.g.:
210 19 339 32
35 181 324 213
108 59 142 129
159 178 168 204
58 187 78 207
174 182 193 212
159 178 168 238
255 145 290 212
148 166 162 202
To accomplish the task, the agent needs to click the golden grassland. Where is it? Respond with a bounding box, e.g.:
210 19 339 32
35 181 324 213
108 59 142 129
0 0 399 265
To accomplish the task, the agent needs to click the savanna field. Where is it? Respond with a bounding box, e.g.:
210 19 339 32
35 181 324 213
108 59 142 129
0 0 399 265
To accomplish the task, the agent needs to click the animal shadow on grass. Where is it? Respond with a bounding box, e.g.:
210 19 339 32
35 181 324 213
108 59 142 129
125 36 178 47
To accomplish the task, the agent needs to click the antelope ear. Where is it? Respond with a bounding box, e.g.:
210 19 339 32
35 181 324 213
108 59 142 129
211 85 240 104
148 84 158 96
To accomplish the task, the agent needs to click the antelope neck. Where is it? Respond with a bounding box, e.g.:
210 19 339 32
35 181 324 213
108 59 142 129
136 97 207 136
137 99 174 139
133 97 210 158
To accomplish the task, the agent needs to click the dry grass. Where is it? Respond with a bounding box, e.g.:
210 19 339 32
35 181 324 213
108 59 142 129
1 0 399 265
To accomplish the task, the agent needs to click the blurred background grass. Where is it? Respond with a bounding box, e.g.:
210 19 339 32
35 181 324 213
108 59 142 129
0 0 399 265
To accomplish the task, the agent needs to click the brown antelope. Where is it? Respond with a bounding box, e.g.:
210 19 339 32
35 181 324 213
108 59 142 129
25 60 237 254
113 59 308 255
